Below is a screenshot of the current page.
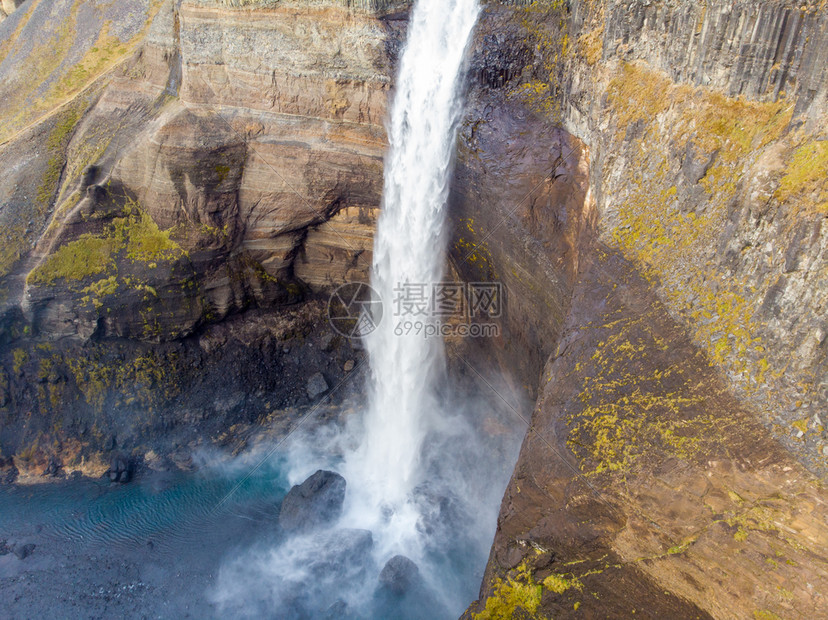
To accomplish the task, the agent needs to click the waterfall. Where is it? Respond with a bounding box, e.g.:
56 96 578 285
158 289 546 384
343 0 481 555
212 5 524 614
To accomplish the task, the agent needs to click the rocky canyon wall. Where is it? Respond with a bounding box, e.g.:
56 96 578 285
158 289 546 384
0 0 401 478
461 1 828 619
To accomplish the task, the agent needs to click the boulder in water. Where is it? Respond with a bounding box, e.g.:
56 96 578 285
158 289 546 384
306 372 329 400
12 542 36 560
378 555 420 594
324 600 349 619
279 470 346 533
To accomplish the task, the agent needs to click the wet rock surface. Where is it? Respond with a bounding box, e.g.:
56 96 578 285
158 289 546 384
108 455 131 484
306 372 330 400
278 470 347 533
378 554 420 594
0 303 365 483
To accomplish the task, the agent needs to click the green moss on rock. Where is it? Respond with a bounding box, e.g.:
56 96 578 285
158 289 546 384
29 198 184 286
28 235 116 285
776 140 828 213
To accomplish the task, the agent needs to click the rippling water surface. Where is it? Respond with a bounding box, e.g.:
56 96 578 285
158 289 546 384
0 461 293 618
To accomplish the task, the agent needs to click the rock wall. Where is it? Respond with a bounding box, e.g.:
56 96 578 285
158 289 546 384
564 0 828 478
1 0 400 342
0 0 398 474
578 0 828 119
464 1 828 619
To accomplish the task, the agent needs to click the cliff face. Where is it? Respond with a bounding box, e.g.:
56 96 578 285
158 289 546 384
4 0 397 341
461 1 828 619
0 0 400 477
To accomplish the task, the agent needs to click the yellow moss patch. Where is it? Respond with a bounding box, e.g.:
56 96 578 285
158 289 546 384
29 199 184 286
475 560 586 619
115 207 183 263
67 350 180 412
12 348 29 374
775 140 828 213
725 504 781 541
81 275 119 310
567 313 725 476
475 577 541 620
578 22 604 65
605 63 674 133
667 541 692 555
28 235 116 285
454 218 496 279
0 226 26 279
0 106 83 279
508 1 568 122
542 573 582 594
36 107 82 208
679 91 791 163
604 63 798 392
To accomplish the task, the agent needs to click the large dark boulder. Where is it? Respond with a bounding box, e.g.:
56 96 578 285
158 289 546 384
378 555 420 595
108 454 131 483
278 470 346 533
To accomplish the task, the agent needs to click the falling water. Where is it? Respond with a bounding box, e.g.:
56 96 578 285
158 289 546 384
213 2 513 616
342 0 481 553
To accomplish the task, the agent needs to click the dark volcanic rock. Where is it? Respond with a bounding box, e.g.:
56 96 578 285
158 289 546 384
278 470 346 533
0 458 18 485
324 600 349 619
12 542 35 560
108 455 131 484
306 373 329 400
41 459 61 477
378 555 420 594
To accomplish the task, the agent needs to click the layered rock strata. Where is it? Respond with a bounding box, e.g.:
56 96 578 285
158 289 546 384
0 0 398 473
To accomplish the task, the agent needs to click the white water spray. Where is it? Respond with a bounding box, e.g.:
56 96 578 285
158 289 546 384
343 0 481 552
